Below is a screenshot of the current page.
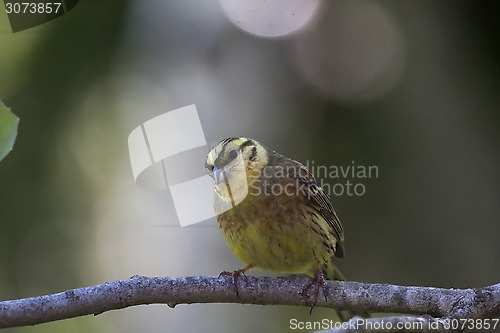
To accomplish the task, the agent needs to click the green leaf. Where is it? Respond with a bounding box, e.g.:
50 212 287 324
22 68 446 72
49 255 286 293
0 101 19 162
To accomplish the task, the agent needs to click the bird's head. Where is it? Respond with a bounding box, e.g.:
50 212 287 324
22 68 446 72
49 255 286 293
205 138 268 187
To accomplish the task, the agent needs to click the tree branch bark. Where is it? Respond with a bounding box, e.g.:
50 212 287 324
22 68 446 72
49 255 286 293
0 275 499 330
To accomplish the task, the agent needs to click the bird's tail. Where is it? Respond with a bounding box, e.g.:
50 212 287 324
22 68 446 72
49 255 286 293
327 264 370 322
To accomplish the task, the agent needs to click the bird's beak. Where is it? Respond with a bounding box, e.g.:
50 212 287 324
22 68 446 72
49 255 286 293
213 167 224 185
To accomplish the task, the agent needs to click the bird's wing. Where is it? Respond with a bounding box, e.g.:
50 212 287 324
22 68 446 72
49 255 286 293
282 158 345 258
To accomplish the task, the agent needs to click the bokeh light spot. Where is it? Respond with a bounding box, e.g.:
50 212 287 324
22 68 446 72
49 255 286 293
219 0 321 38
292 1 406 101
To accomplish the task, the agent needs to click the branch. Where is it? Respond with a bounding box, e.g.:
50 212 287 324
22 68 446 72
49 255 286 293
0 275 499 329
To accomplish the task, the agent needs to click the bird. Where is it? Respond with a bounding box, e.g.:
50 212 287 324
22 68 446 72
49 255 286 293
205 137 358 320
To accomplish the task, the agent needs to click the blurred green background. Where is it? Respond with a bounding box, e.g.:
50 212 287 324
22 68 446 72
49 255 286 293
1 1 499 332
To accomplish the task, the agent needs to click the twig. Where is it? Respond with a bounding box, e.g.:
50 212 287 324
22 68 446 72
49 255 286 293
0 275 499 329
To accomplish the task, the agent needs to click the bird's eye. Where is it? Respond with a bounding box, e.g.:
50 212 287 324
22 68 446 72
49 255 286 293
228 149 238 161
205 162 214 172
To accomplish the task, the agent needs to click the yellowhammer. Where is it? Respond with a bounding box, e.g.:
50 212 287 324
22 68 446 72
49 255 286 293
205 137 359 320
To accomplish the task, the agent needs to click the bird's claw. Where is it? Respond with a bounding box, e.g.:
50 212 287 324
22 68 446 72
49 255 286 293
301 267 328 314
218 264 253 296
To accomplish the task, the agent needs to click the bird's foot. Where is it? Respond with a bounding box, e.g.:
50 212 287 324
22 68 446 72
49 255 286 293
218 264 253 296
301 266 328 314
